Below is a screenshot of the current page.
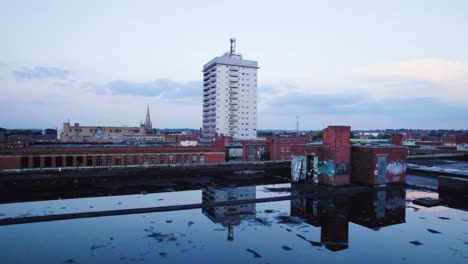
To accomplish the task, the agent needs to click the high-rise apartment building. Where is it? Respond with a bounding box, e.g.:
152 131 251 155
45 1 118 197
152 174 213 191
202 38 258 140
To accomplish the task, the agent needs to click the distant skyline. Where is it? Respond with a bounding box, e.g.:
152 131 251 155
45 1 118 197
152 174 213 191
1 0 467 130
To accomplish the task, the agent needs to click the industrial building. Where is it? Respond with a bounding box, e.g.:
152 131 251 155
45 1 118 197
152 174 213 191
202 38 258 140
291 126 408 187
60 106 154 143
0 145 225 169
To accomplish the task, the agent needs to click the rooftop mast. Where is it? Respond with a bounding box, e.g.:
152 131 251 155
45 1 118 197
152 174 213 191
230 38 236 55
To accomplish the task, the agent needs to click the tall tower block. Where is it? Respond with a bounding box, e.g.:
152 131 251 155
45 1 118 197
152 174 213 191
202 38 259 140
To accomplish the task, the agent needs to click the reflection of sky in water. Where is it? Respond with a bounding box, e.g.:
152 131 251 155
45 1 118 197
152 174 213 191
407 160 468 175
0 185 467 263
0 183 291 218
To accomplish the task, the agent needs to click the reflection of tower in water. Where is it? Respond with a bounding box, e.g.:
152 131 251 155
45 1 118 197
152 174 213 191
202 186 256 241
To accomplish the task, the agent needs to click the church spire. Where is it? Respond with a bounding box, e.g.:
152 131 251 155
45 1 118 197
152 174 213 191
144 105 152 132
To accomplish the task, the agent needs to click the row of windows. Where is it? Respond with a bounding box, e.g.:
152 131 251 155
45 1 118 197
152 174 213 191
21 154 206 168
280 147 291 153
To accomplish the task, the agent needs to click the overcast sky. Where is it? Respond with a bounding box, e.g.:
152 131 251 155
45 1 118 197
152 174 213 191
1 0 467 130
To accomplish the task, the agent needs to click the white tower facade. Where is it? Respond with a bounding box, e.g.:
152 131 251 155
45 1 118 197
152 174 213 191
202 39 258 140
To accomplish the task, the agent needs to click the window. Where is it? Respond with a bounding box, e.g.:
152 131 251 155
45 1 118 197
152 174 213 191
66 156 73 167
133 156 139 165
200 154 205 163
152 155 157 165
169 155 174 164
176 155 182 164
87 157 93 166
32 156 41 168
280 147 285 153
97 156 103 166
160 155 166 164
44 157 52 168
248 146 255 161
185 154 190 164
192 154 197 163
116 157 122 165
125 156 131 165
106 156 112 166
143 155 148 165
20 157 29 168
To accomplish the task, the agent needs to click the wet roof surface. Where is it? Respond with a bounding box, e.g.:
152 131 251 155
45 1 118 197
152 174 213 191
0 183 466 263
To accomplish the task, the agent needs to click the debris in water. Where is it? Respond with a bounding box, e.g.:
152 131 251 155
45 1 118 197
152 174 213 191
187 221 195 227
254 217 270 225
63 258 79 263
282 245 293 251
246 248 262 258
413 198 440 207
296 234 307 241
147 232 177 243
406 206 420 211
427 229 442 234
275 215 302 225
90 244 107 251
438 217 450 220
308 241 323 247
410 240 423 246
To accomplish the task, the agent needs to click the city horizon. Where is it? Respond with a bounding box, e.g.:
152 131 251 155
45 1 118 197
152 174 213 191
1 1 467 130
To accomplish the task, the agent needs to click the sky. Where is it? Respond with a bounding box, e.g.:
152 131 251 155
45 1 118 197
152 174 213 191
1 0 467 130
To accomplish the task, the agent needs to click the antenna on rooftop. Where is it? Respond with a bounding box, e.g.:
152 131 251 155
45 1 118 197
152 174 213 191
296 116 299 135
230 38 236 55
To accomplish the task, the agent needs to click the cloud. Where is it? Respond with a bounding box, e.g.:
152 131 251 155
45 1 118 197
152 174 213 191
13 66 71 80
353 59 468 102
259 87 468 125
88 79 202 101
270 92 365 108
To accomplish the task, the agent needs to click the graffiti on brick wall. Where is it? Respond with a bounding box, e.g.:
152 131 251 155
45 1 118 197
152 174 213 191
386 160 406 176
291 155 306 182
457 143 468 151
335 162 350 175
307 155 319 183
318 160 335 177
291 155 319 183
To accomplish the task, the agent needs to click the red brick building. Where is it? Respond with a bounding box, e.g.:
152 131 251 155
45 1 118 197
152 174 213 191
267 134 312 161
0 145 225 170
291 126 407 187
351 146 407 186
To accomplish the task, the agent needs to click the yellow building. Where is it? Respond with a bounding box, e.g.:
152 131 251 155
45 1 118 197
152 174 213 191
61 122 146 143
